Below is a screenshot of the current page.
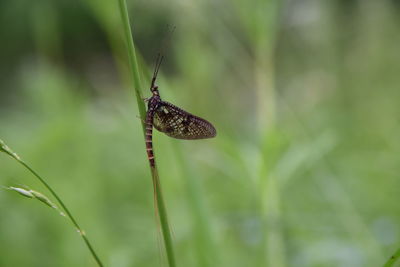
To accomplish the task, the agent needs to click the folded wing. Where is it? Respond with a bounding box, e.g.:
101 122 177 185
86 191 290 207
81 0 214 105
153 101 216 140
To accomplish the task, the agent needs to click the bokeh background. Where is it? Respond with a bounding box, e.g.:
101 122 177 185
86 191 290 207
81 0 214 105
1 0 400 266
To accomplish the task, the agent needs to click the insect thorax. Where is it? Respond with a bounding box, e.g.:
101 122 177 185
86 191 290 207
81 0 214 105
148 95 161 111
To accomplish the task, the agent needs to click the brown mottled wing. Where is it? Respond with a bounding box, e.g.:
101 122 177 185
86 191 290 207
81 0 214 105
153 101 216 139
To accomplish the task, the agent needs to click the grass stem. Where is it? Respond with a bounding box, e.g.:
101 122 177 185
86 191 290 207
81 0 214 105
18 161 104 267
0 141 104 267
383 248 400 267
117 0 146 132
117 0 176 266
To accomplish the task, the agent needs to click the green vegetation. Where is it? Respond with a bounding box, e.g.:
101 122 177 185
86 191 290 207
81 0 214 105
117 0 176 265
1 139 104 266
1 0 400 266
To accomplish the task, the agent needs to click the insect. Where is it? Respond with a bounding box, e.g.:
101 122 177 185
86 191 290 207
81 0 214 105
144 52 217 167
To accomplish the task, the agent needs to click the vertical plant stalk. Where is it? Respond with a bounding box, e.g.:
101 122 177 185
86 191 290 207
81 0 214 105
117 1 176 266
384 248 400 267
0 141 103 267
253 0 286 266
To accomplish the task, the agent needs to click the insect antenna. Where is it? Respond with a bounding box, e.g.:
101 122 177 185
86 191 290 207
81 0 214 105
150 25 176 91
151 53 164 89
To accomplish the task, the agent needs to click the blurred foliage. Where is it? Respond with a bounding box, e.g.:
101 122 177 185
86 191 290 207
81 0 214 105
1 0 400 266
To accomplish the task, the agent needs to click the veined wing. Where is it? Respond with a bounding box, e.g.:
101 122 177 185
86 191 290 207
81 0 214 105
153 101 216 140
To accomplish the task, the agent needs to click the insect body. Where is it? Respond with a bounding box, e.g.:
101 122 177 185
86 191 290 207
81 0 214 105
144 53 216 167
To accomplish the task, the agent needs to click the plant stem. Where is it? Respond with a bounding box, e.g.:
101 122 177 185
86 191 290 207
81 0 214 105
150 167 176 267
117 0 146 133
18 161 104 267
383 248 400 267
0 145 104 267
117 0 176 266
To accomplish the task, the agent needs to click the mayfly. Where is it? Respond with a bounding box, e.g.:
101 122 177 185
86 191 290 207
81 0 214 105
144 52 216 167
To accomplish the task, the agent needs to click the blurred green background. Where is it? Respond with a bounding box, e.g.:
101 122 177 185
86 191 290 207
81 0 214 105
1 0 400 266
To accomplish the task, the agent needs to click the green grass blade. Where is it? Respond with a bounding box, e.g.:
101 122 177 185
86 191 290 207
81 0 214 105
117 0 146 131
0 140 104 267
383 248 400 267
116 1 176 266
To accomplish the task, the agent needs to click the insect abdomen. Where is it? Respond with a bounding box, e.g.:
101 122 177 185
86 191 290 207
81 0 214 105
145 111 155 167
